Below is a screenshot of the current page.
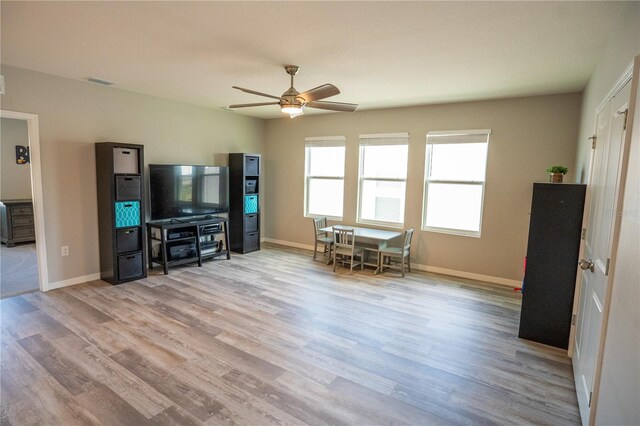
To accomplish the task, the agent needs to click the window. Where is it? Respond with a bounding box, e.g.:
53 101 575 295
423 130 490 237
357 133 409 226
304 136 346 219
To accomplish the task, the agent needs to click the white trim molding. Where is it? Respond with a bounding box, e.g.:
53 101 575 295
410 263 520 288
596 61 634 114
1 110 50 291
427 129 492 136
49 273 100 290
304 135 346 142
262 238 520 288
48 273 101 291
262 238 315 251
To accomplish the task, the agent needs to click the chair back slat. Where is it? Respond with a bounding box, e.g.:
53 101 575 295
333 227 356 250
404 228 414 251
313 217 328 237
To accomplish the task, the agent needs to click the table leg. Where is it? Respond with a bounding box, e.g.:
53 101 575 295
374 242 388 274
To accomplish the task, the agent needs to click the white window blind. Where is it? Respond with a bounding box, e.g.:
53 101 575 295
304 136 346 219
423 129 490 237
357 132 409 226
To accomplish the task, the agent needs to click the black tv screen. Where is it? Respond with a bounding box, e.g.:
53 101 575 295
149 164 229 220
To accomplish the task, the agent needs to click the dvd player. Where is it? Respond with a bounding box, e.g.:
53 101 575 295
168 231 194 240
201 223 222 234
200 241 218 250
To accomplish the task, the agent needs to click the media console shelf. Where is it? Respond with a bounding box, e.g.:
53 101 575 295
146 217 230 275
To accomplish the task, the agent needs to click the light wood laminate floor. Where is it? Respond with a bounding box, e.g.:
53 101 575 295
1 244 581 425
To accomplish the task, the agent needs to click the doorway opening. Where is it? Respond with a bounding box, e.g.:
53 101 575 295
0 110 48 297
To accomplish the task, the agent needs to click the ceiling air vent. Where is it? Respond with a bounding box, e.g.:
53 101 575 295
87 77 115 86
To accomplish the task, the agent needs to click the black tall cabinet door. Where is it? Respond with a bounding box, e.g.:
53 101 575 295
518 183 586 349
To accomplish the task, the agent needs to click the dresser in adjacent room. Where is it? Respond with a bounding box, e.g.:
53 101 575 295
0 200 35 246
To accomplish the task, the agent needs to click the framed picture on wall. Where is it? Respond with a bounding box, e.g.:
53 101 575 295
15 145 29 164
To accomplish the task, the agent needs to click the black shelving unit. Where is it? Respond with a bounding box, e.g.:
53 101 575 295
95 142 147 284
146 217 230 275
229 153 260 254
518 183 586 349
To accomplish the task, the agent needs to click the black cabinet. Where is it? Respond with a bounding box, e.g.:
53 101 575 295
95 142 147 284
229 153 261 254
518 183 586 349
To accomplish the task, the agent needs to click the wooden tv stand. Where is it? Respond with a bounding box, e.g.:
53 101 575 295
146 216 230 275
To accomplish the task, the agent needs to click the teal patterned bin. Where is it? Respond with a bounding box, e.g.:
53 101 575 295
244 195 258 214
115 201 140 228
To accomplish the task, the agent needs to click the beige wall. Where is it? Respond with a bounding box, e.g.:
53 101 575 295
574 2 640 183
0 65 265 284
1 117 32 200
264 92 582 282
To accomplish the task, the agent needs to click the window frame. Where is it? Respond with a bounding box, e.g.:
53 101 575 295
422 130 491 238
303 136 346 221
356 133 409 228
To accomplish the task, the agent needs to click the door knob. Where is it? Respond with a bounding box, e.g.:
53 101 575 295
579 259 594 272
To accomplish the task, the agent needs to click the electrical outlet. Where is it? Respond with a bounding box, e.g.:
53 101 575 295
61 245 69 256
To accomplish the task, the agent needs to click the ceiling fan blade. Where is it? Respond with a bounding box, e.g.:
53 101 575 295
232 86 282 100
306 100 358 112
298 84 340 102
228 101 280 109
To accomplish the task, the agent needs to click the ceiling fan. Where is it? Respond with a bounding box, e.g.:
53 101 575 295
229 65 358 118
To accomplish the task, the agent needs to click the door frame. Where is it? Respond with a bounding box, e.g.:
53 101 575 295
0 110 49 292
568 58 638 424
568 62 634 358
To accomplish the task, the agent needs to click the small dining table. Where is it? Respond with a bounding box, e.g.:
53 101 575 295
319 225 402 274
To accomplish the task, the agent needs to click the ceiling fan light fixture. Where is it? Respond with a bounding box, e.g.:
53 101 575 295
229 65 358 116
281 105 303 115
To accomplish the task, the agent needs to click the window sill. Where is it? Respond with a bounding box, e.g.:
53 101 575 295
357 218 405 229
305 214 343 222
422 226 481 238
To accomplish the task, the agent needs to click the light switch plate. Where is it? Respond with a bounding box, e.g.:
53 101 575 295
0 75 5 95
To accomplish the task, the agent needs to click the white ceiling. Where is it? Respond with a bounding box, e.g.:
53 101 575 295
1 1 624 119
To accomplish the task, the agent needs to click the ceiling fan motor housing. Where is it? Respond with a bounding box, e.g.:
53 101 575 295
281 87 304 108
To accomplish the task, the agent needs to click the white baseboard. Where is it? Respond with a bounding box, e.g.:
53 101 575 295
262 237 520 288
46 273 101 291
410 263 520 288
262 238 315 251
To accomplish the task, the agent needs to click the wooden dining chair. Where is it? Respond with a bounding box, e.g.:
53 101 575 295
312 217 333 260
332 227 364 272
379 228 414 277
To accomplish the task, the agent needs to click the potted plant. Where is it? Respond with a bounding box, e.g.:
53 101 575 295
547 165 568 183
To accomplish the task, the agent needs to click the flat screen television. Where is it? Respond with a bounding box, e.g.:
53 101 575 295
149 164 229 220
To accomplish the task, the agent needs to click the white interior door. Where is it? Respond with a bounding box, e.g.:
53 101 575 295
573 80 631 425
